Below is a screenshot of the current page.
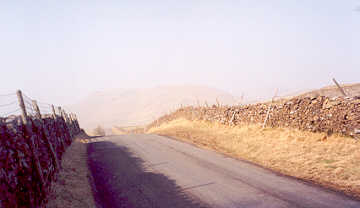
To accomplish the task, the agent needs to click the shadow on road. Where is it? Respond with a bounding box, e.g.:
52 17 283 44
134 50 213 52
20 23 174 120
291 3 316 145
87 141 209 208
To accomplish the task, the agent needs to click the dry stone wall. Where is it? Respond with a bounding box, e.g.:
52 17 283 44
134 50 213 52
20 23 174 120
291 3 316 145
0 115 81 208
149 96 360 138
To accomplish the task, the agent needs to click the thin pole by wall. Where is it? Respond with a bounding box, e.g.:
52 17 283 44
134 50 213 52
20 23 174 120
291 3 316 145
332 78 347 97
16 90 28 124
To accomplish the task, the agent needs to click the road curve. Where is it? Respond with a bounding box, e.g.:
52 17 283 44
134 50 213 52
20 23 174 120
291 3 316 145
87 134 360 208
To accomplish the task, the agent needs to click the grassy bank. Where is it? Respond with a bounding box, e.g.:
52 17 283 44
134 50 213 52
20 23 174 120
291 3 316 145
46 134 96 208
148 118 360 198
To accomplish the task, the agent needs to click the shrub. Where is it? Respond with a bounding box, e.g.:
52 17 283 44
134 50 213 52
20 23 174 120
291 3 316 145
93 125 105 136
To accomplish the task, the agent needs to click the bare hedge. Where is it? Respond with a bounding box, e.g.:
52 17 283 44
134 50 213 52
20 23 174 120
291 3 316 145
0 115 81 208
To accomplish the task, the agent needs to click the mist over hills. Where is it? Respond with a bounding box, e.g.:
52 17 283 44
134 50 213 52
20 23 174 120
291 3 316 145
68 82 360 131
69 85 238 130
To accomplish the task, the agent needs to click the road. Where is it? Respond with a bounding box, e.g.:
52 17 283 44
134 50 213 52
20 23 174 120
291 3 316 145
87 134 360 208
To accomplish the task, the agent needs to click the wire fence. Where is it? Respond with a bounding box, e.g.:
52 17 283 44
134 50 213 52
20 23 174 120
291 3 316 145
0 91 81 208
37 101 54 115
0 90 74 119
0 92 20 117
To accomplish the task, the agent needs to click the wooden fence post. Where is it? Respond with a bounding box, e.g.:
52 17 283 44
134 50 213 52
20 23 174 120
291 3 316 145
31 100 42 119
230 111 236 125
16 90 45 188
262 89 278 128
51 105 57 119
16 90 27 124
262 105 272 128
54 106 66 151
32 101 60 171
63 111 69 123
332 78 347 97
43 129 61 171
57 107 61 116
58 108 66 125
61 110 65 121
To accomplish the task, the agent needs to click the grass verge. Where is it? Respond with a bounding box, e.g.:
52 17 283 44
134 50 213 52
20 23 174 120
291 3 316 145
46 133 96 208
148 118 360 199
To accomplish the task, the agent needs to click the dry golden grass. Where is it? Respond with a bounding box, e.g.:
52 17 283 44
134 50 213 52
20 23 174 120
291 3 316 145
148 118 360 198
112 126 146 135
46 137 96 208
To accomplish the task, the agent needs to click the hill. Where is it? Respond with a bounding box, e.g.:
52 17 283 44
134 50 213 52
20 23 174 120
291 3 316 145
296 83 360 98
270 82 360 103
68 85 237 131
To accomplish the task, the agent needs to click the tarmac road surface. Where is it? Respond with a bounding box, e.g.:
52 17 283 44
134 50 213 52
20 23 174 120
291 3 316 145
87 134 360 208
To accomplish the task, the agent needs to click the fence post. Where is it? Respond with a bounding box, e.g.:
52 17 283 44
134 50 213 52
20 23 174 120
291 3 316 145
332 78 347 97
43 127 61 171
230 111 236 125
74 114 80 132
262 89 278 128
31 100 42 119
63 110 73 137
57 107 64 119
16 90 27 124
58 108 66 125
216 98 220 108
16 90 45 189
51 105 57 119
63 110 69 123
262 105 272 128
33 101 60 171
54 106 66 151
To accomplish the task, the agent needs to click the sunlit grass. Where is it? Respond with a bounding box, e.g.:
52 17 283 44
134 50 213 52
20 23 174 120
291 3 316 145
148 118 360 198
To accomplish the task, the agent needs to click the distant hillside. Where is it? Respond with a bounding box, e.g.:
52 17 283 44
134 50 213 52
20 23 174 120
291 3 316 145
296 83 360 98
69 86 237 130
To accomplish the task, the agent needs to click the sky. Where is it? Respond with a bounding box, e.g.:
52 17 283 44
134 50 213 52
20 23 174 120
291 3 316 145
0 0 359 105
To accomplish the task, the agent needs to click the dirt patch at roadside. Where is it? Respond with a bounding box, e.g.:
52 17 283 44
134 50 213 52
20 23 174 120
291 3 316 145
148 118 360 199
46 134 96 208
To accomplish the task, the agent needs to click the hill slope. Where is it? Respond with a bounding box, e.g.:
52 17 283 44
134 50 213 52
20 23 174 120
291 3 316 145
296 83 360 98
69 86 237 130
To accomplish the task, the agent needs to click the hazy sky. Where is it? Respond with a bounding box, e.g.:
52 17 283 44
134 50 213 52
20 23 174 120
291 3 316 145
1 0 359 105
